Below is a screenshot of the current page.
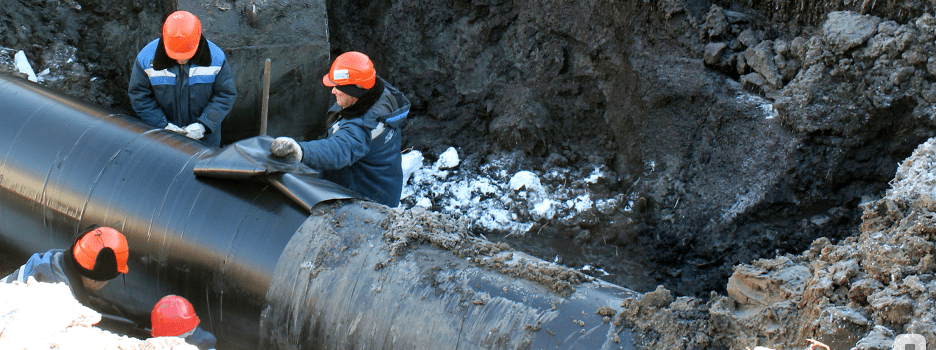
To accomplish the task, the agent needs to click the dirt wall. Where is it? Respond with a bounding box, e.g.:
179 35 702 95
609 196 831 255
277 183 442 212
621 137 936 349
324 0 936 298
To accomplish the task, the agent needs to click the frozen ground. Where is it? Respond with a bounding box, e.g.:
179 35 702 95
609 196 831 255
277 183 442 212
400 147 627 276
617 136 936 350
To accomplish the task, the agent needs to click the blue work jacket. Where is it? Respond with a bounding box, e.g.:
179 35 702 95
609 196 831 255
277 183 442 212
0 249 92 303
299 78 410 207
128 37 237 147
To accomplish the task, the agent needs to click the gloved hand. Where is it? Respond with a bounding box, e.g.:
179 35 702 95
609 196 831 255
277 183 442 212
165 123 186 133
270 137 302 161
184 122 206 140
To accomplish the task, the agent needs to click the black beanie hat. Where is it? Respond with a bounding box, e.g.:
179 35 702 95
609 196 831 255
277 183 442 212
69 228 121 281
69 247 119 281
335 84 369 98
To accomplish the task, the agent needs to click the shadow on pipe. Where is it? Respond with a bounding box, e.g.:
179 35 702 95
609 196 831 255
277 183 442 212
0 74 640 349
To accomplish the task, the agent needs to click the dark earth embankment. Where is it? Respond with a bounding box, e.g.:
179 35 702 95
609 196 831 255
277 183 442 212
326 0 936 299
5 0 936 348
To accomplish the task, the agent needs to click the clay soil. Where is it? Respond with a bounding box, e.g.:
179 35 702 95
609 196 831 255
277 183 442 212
6 0 936 349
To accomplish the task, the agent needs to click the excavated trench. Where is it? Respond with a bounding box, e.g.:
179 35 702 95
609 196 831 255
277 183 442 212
0 0 926 296
5 0 936 348
322 0 936 299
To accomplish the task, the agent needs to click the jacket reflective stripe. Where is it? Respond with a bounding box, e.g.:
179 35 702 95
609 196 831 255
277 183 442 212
370 122 385 140
144 68 176 86
383 110 408 124
190 66 221 77
189 66 222 84
139 54 224 86
145 68 177 78
144 66 223 86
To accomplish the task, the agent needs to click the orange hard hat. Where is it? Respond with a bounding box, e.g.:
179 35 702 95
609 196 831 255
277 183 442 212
322 51 376 89
163 11 202 60
151 295 200 337
72 226 129 280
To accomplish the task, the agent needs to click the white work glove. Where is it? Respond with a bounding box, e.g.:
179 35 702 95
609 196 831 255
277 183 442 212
184 122 206 140
165 123 185 133
270 136 302 161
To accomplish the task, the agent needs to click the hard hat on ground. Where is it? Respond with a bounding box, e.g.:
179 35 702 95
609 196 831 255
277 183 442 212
151 295 201 337
163 11 202 60
323 51 377 96
71 226 130 281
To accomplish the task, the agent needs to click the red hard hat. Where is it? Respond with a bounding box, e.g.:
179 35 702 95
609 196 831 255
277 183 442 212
72 226 129 276
151 295 200 337
163 11 202 60
322 51 376 89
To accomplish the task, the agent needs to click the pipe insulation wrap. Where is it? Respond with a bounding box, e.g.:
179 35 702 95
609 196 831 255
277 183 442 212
262 202 640 349
0 74 311 348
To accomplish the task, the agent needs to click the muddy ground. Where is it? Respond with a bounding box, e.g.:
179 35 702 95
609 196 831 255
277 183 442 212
5 0 936 348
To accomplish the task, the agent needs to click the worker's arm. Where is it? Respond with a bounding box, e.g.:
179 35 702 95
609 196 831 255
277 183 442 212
299 119 371 170
127 57 170 128
0 250 67 285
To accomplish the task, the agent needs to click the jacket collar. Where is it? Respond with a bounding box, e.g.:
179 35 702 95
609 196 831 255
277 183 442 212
153 35 212 70
338 78 385 120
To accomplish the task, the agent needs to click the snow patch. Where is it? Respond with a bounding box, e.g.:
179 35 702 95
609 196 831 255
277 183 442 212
435 147 460 169
737 92 778 119
402 149 622 236
401 150 423 188
0 277 196 349
508 171 542 192
14 50 37 82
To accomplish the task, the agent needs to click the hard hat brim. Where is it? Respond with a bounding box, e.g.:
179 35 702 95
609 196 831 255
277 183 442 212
166 46 198 61
322 74 337 87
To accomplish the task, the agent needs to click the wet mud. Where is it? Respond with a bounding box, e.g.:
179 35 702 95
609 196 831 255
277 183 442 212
381 207 593 296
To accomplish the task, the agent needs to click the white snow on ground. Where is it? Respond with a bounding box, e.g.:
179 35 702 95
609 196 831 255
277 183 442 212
0 48 21 75
14 50 37 82
435 147 460 169
0 277 195 349
400 148 627 235
1 43 88 86
737 92 778 119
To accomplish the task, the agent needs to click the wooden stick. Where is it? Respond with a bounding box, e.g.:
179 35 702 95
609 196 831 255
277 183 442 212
260 58 271 136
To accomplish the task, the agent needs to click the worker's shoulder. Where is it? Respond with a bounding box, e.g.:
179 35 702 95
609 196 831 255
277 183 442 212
369 89 400 117
136 38 162 60
203 39 228 61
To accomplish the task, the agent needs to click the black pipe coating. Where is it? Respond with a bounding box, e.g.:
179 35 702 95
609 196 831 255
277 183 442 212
0 73 323 348
0 74 639 349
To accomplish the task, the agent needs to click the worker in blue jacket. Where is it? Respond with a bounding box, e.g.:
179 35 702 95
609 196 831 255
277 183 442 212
270 51 410 207
128 10 237 147
1 226 130 306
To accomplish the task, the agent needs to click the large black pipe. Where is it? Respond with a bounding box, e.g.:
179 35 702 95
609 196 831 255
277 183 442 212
0 73 317 348
0 74 640 349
